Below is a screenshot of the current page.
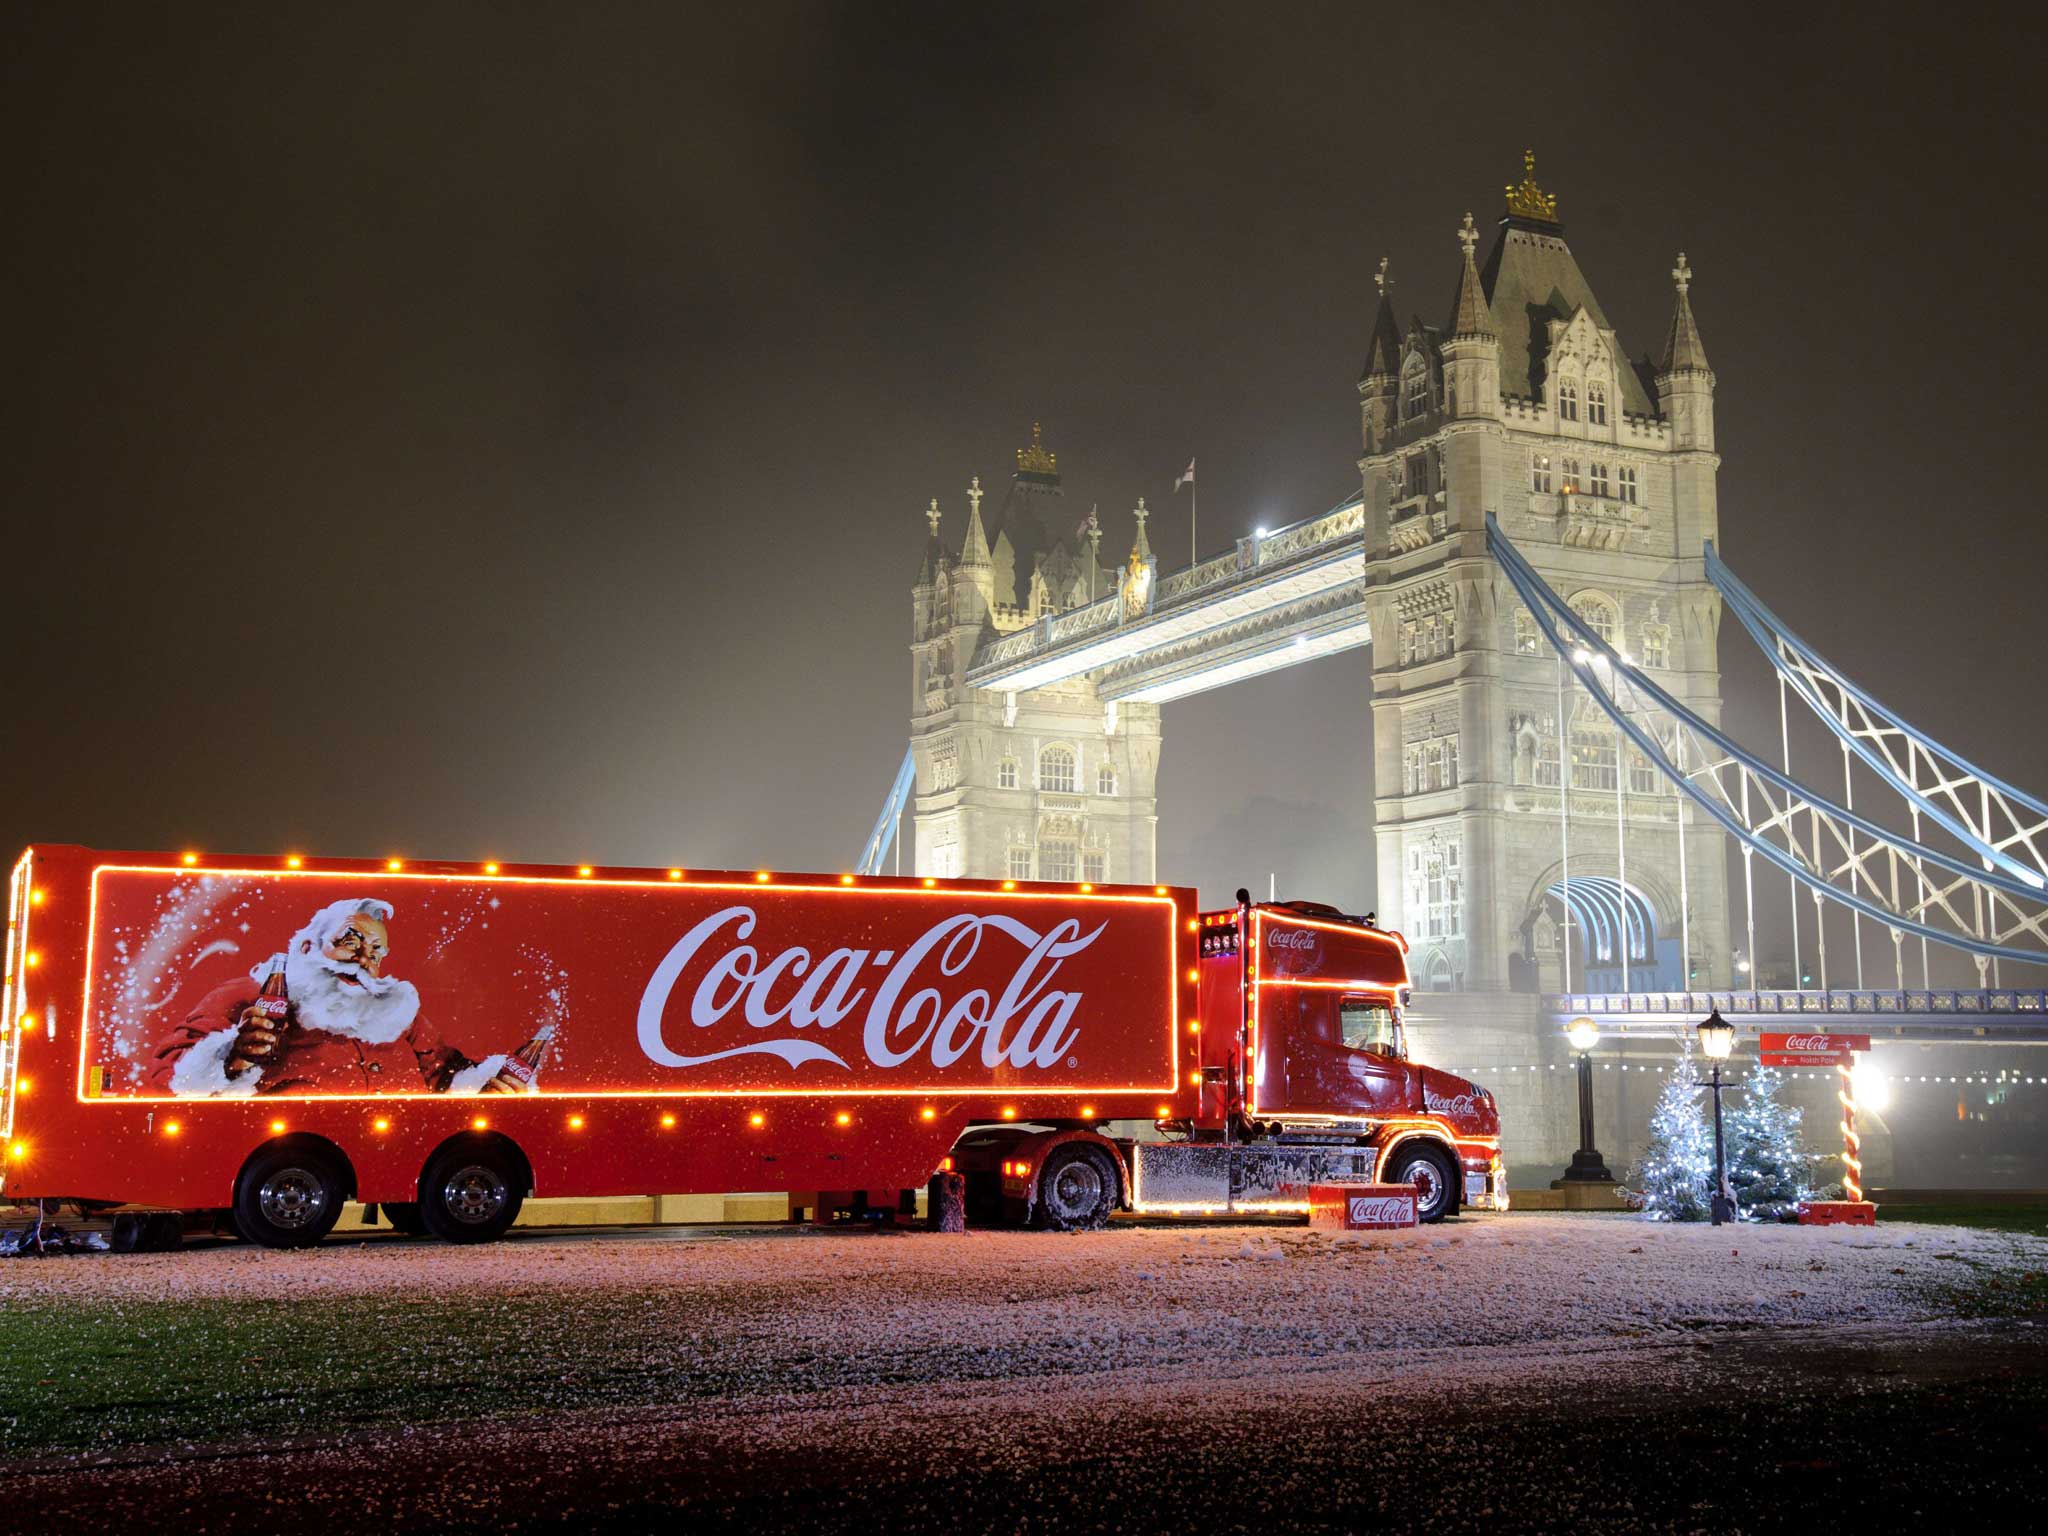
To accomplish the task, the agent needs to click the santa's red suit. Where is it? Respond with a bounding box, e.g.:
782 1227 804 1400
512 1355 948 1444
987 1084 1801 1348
147 978 495 1096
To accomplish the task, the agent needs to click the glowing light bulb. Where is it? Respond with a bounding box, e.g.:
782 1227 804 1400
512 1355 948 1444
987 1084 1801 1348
471 1116 488 1131
660 1113 677 1128
1000 1106 1017 1120
372 1118 391 1133
577 866 594 878
919 1107 936 1121
568 1114 585 1130
749 1111 765 1128
835 1111 852 1126
667 869 683 880
181 852 199 866
285 856 303 869
387 859 404 872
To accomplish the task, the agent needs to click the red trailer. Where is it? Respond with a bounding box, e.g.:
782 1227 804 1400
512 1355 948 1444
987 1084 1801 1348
0 846 1504 1248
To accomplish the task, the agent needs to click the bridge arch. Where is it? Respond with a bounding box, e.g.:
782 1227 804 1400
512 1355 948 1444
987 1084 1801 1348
1513 867 1684 994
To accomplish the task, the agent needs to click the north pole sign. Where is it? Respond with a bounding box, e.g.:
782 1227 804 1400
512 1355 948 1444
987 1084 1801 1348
1759 1032 1870 1067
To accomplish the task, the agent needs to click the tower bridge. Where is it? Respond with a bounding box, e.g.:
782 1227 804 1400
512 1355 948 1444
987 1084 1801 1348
868 155 2048 1178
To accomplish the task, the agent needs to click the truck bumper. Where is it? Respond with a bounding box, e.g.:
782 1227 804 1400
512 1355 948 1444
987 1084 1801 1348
1462 1152 1511 1212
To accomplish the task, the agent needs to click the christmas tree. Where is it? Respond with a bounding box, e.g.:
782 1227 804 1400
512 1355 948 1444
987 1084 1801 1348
1632 1042 1714 1221
1725 1064 1811 1221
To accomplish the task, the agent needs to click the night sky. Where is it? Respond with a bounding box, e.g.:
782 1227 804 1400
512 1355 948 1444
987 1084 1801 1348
7 6 2045 977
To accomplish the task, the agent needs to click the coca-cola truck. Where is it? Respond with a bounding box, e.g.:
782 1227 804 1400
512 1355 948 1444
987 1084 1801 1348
0 845 1506 1249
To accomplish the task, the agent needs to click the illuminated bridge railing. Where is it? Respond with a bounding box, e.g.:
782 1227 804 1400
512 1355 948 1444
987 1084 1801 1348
1546 989 2048 1037
966 494 1366 684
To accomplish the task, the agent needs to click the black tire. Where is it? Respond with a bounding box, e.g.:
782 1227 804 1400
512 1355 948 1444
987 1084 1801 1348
417 1143 525 1244
110 1213 149 1253
1383 1142 1459 1224
380 1201 429 1237
1033 1144 1118 1231
233 1145 347 1249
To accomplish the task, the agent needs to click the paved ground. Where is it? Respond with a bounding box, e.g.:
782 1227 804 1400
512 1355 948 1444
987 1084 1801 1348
3 1213 2044 1533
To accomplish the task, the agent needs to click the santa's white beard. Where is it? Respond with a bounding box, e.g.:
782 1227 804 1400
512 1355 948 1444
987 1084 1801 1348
281 950 421 1043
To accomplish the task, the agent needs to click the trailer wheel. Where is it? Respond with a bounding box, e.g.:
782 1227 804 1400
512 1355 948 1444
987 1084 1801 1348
418 1145 524 1244
1383 1143 1458 1224
380 1201 429 1237
233 1145 347 1249
1033 1144 1117 1231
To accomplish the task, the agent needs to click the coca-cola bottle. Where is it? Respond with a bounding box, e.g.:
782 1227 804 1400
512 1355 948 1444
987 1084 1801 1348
251 956 291 1021
495 1024 556 1091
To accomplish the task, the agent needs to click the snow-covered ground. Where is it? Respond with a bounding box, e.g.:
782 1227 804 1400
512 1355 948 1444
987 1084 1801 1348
4 1212 2036 1372
5 1214 2044 1533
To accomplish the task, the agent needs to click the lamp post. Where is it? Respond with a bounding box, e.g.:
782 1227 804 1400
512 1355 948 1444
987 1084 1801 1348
1552 1017 1613 1188
1698 1008 1738 1225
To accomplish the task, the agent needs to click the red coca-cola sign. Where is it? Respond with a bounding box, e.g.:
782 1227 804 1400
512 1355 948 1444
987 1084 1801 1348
1759 1031 1868 1067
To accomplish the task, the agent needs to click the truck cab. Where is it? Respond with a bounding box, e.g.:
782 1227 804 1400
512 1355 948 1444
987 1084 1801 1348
1155 897 1507 1220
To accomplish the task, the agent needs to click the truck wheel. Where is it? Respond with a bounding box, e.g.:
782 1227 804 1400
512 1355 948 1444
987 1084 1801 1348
1383 1144 1458 1224
380 1201 429 1237
418 1146 524 1244
233 1145 346 1249
1034 1144 1117 1231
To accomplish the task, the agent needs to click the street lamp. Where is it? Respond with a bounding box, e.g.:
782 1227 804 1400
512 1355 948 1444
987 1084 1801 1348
1698 1009 1738 1225
1553 1017 1613 1188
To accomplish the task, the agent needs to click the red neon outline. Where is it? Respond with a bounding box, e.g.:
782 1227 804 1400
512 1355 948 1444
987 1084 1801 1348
76 858 1186 1106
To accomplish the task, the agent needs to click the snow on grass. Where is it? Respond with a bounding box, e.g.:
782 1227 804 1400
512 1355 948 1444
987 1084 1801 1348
3 1213 2037 1355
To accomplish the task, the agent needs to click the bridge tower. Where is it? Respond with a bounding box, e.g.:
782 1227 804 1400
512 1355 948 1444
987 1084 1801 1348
907 427 1163 883
1363 156 1732 993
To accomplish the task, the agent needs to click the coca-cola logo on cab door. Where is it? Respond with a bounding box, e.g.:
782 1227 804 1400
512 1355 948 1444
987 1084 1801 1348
636 906 1105 1074
1267 928 1318 952
1424 1087 1478 1119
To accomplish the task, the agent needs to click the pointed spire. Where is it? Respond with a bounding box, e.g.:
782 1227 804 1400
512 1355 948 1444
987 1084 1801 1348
1362 256 1401 379
917 497 948 586
1448 213 1495 339
1659 252 1710 373
1129 496 1152 564
957 474 990 566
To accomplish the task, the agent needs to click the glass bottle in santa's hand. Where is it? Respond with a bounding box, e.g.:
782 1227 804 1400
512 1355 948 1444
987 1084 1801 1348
226 955 295 1077
481 1024 556 1093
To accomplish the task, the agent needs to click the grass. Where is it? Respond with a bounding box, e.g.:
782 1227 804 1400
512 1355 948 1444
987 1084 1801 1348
0 1290 778 1456
1876 1203 2048 1239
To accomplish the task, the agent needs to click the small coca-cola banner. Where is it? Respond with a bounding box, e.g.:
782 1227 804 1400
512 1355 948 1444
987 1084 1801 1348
1760 1032 1869 1056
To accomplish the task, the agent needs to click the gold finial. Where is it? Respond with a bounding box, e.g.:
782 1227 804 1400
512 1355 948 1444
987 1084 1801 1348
926 497 942 537
1672 251 1692 296
1016 421 1058 477
1504 149 1558 223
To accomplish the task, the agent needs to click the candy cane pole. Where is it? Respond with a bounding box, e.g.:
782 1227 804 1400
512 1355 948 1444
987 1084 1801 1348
1836 1055 1863 1203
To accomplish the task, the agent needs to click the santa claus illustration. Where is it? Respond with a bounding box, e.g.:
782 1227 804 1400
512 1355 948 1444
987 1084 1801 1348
148 896 532 1097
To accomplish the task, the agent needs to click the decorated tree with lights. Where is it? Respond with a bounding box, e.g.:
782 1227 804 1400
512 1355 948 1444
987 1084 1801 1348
1725 1064 1811 1221
1631 1043 1714 1221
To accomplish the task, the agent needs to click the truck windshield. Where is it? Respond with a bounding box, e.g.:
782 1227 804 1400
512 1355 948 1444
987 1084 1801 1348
1338 997 1400 1056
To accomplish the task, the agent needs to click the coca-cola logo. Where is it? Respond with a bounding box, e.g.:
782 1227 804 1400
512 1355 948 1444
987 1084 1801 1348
635 906 1105 1073
1267 928 1318 952
1347 1195 1413 1224
1425 1088 1478 1119
1783 1035 1838 1052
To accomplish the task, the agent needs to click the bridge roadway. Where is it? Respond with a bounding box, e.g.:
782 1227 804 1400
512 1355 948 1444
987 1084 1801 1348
965 493 1370 703
1547 987 2048 1044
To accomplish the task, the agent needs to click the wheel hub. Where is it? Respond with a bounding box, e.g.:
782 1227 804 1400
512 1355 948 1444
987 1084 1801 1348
443 1165 509 1224
1048 1159 1104 1218
257 1168 328 1229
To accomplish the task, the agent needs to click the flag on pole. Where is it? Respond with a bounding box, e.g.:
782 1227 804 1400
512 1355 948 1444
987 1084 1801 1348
1174 459 1195 491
